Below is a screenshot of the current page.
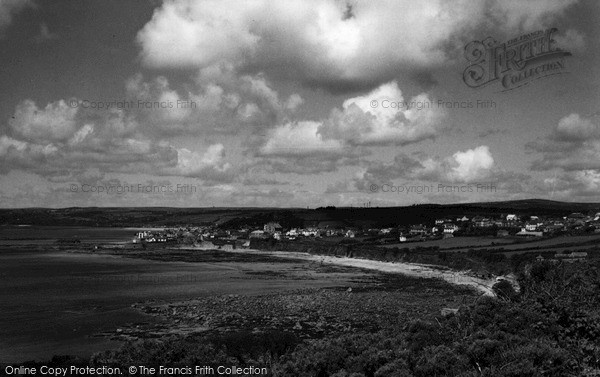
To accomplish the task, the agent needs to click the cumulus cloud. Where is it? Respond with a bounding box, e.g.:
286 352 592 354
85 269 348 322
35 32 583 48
321 81 443 145
259 121 344 157
256 81 442 173
175 144 233 182
360 145 495 185
0 98 234 183
529 113 600 171
126 71 301 136
137 0 578 91
10 99 78 142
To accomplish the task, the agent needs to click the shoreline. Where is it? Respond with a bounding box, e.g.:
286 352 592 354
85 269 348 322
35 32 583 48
178 246 498 296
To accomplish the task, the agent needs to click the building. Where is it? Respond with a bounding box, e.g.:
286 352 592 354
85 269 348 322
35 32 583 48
516 229 543 237
554 251 587 262
506 214 518 221
472 216 492 227
264 222 283 234
443 223 459 234
409 225 427 235
525 222 538 231
249 230 267 239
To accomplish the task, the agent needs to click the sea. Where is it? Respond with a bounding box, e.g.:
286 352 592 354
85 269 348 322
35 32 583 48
0 226 222 363
0 226 351 364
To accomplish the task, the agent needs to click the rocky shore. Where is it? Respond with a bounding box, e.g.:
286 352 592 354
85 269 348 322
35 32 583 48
101 270 476 343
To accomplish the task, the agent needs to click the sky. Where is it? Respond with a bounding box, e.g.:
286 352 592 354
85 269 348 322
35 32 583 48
0 0 599 208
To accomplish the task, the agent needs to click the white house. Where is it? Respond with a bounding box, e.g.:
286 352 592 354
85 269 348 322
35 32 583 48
506 214 518 221
286 228 299 237
443 223 459 234
525 222 538 231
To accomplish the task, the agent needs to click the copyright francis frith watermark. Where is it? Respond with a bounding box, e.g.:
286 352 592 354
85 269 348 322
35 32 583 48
369 183 497 195
463 28 571 91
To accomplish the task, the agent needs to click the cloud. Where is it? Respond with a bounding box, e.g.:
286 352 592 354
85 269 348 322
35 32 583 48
0 0 33 35
1 98 234 183
9 99 78 142
255 81 442 174
320 81 443 145
175 144 233 182
488 0 578 30
125 71 301 136
259 121 344 157
360 145 496 185
450 146 495 182
137 0 579 91
553 29 585 53
555 113 600 141
528 113 600 171
542 170 600 199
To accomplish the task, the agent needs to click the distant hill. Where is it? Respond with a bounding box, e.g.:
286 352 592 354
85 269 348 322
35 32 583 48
0 199 598 228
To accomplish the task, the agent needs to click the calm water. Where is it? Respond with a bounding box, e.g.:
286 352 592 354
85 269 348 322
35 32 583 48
0 227 360 363
0 225 139 245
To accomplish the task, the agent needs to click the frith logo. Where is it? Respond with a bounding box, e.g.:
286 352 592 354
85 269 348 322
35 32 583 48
463 28 571 91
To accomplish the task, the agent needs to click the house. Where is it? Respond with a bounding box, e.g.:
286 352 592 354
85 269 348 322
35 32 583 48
567 213 586 225
516 229 543 237
536 255 545 262
443 223 459 234
302 228 319 237
435 218 453 225
472 216 492 227
249 230 267 239
273 231 282 240
525 222 538 231
286 228 299 237
399 236 407 242
494 220 506 227
506 214 518 221
410 225 427 235
457 216 469 222
264 222 283 234
345 230 356 238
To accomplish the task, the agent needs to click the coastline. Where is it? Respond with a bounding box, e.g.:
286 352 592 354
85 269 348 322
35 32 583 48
179 246 497 296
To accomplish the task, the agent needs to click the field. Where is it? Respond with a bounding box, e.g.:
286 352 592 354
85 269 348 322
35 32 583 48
381 236 516 250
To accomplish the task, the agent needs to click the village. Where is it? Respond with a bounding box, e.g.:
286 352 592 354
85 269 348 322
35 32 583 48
131 211 600 249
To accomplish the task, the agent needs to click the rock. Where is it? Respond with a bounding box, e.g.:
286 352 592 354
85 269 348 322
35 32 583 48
440 308 459 317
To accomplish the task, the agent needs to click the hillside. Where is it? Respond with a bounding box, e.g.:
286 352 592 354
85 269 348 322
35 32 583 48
1 199 599 228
